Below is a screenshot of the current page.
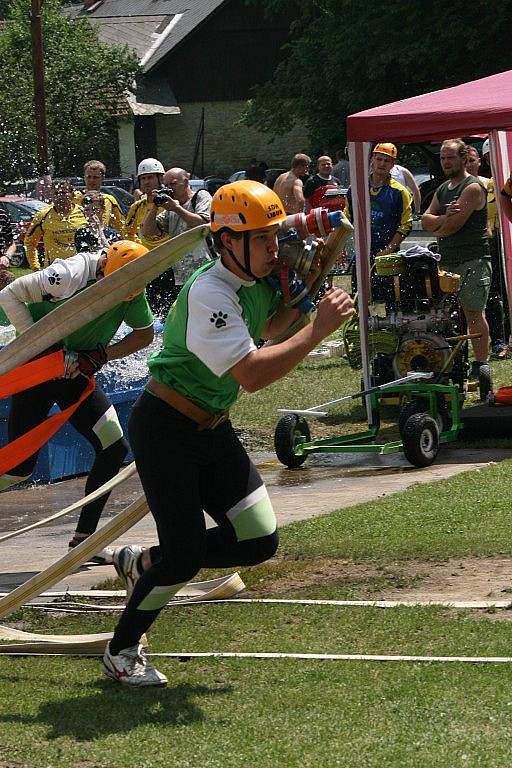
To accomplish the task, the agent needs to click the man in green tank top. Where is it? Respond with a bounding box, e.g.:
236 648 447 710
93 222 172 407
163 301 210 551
422 138 491 380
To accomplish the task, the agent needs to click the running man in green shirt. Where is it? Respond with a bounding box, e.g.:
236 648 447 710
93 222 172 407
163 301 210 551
0 241 154 563
104 180 354 687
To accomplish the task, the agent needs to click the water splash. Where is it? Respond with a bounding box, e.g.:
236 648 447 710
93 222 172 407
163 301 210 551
0 325 15 345
98 321 162 391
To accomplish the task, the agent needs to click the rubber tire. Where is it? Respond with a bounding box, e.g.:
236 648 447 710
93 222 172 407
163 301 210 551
401 413 440 467
478 364 492 402
274 414 310 469
399 398 451 434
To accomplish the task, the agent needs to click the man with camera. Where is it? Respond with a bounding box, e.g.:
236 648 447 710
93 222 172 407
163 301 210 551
124 158 168 247
142 167 212 315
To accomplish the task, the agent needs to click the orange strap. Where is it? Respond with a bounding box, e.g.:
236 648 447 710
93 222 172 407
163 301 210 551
0 350 65 399
0 351 96 475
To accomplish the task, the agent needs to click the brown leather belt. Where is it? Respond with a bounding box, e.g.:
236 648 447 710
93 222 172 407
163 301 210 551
148 377 229 431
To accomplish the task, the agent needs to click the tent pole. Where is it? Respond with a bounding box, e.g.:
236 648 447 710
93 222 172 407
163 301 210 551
348 141 373 425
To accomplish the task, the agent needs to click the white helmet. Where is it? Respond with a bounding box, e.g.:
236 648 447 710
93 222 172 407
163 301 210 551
137 158 164 176
482 139 490 157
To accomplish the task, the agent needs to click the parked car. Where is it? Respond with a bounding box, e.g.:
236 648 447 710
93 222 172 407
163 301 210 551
226 168 286 188
409 137 486 212
103 177 134 193
227 170 246 183
70 183 135 215
265 168 286 189
203 177 227 195
189 178 227 196
411 167 432 188
0 196 48 268
189 179 207 193
99 185 135 215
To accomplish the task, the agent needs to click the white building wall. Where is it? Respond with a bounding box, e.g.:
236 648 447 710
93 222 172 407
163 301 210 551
155 101 309 177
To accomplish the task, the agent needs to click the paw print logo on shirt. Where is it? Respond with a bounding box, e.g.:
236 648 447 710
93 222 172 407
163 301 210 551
47 270 61 286
210 311 228 329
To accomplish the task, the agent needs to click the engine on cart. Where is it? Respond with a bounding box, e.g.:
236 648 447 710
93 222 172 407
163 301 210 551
345 245 467 390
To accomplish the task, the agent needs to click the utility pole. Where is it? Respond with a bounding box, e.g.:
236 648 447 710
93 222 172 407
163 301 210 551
30 0 49 175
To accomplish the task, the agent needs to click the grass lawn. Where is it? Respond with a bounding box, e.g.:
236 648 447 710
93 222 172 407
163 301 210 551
10 267 31 278
3 462 512 766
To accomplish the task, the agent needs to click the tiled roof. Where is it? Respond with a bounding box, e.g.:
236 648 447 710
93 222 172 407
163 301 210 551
90 16 167 60
79 1 185 17
142 0 226 72
64 0 227 72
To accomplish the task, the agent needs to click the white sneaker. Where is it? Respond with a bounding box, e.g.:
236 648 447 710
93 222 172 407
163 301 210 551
113 545 144 598
103 642 167 687
68 538 114 566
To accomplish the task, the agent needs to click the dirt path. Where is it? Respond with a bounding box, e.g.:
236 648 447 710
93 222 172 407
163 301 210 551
258 556 512 604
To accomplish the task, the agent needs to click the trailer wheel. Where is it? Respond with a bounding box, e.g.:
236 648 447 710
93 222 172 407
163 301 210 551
399 398 451 434
478 364 492 402
401 413 439 467
274 414 310 468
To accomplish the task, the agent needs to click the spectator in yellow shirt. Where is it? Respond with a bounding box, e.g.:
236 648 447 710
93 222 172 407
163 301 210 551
24 180 87 271
123 158 168 249
501 172 512 224
74 160 124 233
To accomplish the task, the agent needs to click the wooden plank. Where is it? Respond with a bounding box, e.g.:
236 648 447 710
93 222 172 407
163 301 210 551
0 494 149 619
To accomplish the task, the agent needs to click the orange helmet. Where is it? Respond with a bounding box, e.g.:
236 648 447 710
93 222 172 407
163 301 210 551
210 180 286 233
104 240 148 300
373 142 397 159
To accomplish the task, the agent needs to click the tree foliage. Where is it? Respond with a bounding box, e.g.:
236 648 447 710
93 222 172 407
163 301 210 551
244 0 512 157
0 0 139 182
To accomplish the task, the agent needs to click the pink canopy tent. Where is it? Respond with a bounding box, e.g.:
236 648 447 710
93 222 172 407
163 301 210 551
346 70 512 409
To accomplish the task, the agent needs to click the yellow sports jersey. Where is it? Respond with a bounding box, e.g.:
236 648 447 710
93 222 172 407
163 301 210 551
24 204 88 270
123 195 169 250
74 190 125 232
487 178 499 235
486 175 512 236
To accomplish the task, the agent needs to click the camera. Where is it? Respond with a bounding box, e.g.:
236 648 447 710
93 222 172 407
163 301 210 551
153 185 175 206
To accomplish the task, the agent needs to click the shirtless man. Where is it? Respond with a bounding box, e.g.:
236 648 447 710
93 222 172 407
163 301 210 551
273 153 311 214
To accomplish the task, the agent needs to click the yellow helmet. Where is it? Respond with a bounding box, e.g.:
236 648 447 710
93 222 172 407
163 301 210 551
373 142 397 159
104 240 148 300
210 180 286 233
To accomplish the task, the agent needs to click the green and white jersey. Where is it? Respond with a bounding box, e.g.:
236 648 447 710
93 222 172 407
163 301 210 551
148 259 281 413
0 251 153 345
27 289 153 351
